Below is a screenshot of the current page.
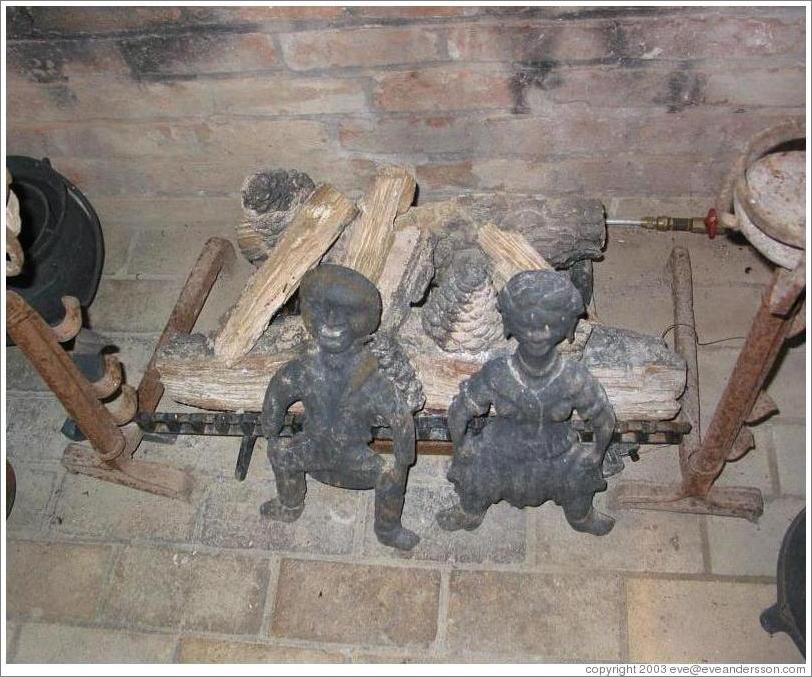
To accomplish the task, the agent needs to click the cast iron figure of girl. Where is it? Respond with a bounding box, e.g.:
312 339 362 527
261 264 419 550
436 269 617 536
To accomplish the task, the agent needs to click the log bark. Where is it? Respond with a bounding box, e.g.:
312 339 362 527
395 194 605 267
339 165 416 283
213 184 356 366
157 319 685 421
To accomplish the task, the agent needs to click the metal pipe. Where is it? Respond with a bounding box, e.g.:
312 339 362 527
606 215 719 236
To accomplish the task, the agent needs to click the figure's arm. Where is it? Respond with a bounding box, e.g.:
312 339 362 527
448 370 492 448
573 368 616 464
261 361 303 439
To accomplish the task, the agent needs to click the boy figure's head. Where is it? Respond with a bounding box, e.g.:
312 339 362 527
300 264 382 354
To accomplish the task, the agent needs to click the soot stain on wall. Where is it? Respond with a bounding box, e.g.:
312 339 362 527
117 33 225 80
656 64 707 113
509 61 563 114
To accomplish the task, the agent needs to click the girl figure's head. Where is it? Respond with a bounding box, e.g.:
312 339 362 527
498 270 584 360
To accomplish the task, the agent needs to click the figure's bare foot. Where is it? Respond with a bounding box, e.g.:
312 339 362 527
436 503 485 532
566 507 615 536
260 498 304 523
375 525 420 551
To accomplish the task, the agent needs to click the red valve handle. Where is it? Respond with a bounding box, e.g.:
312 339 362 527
704 208 719 239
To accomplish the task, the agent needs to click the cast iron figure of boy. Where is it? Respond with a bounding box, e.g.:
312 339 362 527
437 269 617 536
261 264 419 550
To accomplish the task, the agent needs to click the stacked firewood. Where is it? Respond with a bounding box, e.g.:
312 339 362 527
156 166 686 422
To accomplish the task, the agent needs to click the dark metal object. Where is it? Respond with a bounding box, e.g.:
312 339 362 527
6 155 104 332
761 508 806 657
60 237 235 500
261 264 419 551
135 411 686 481
6 290 127 459
436 270 618 536
6 461 16 518
61 329 110 442
612 246 765 521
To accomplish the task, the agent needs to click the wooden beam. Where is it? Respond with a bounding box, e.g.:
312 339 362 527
214 184 357 366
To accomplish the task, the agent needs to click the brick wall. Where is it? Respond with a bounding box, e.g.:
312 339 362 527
6 5 806 233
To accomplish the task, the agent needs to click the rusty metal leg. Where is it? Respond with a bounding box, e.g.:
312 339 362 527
6 291 127 458
611 246 771 521
684 266 802 495
62 237 236 499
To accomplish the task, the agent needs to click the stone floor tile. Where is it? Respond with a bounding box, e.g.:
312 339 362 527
589 280 673 337
87 278 183 333
5 346 49 392
182 551 269 634
407 453 452 484
129 226 232 277
101 545 270 634
271 559 440 647
707 496 805 576
5 395 70 461
177 637 346 663
771 421 806 496
11 622 177 663
446 570 622 661
199 476 358 554
534 500 704 574
6 541 114 622
627 578 801 663
50 472 199 543
692 283 763 341
766 343 805 420
362 483 526 565
6 463 59 535
102 224 135 276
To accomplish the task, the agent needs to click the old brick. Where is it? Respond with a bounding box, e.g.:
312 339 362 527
228 6 348 22
271 559 441 646
772 422 806 496
178 637 346 663
705 67 806 107
91 196 241 231
349 6 478 19
470 155 722 196
706 496 805 576
23 6 185 35
7 38 130 82
118 32 279 77
199 477 358 554
54 155 374 199
7 541 114 622
374 66 513 112
447 570 622 660
102 545 270 633
5 464 59 535
9 118 329 162
211 75 368 115
51 472 199 542
415 161 476 192
447 21 615 63
5 395 70 462
12 623 177 663
627 578 799 662
534 501 705 573
88 279 184 332
362 483 526 565
7 75 214 122
281 26 443 71
128 225 234 277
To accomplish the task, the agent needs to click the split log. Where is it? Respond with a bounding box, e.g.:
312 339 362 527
477 222 553 288
157 317 685 421
339 165 416 283
214 184 357 366
396 194 605 268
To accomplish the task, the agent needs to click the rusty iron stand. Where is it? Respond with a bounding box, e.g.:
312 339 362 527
612 247 804 521
6 237 234 500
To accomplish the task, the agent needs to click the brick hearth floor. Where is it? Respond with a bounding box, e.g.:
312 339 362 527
5 224 805 663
